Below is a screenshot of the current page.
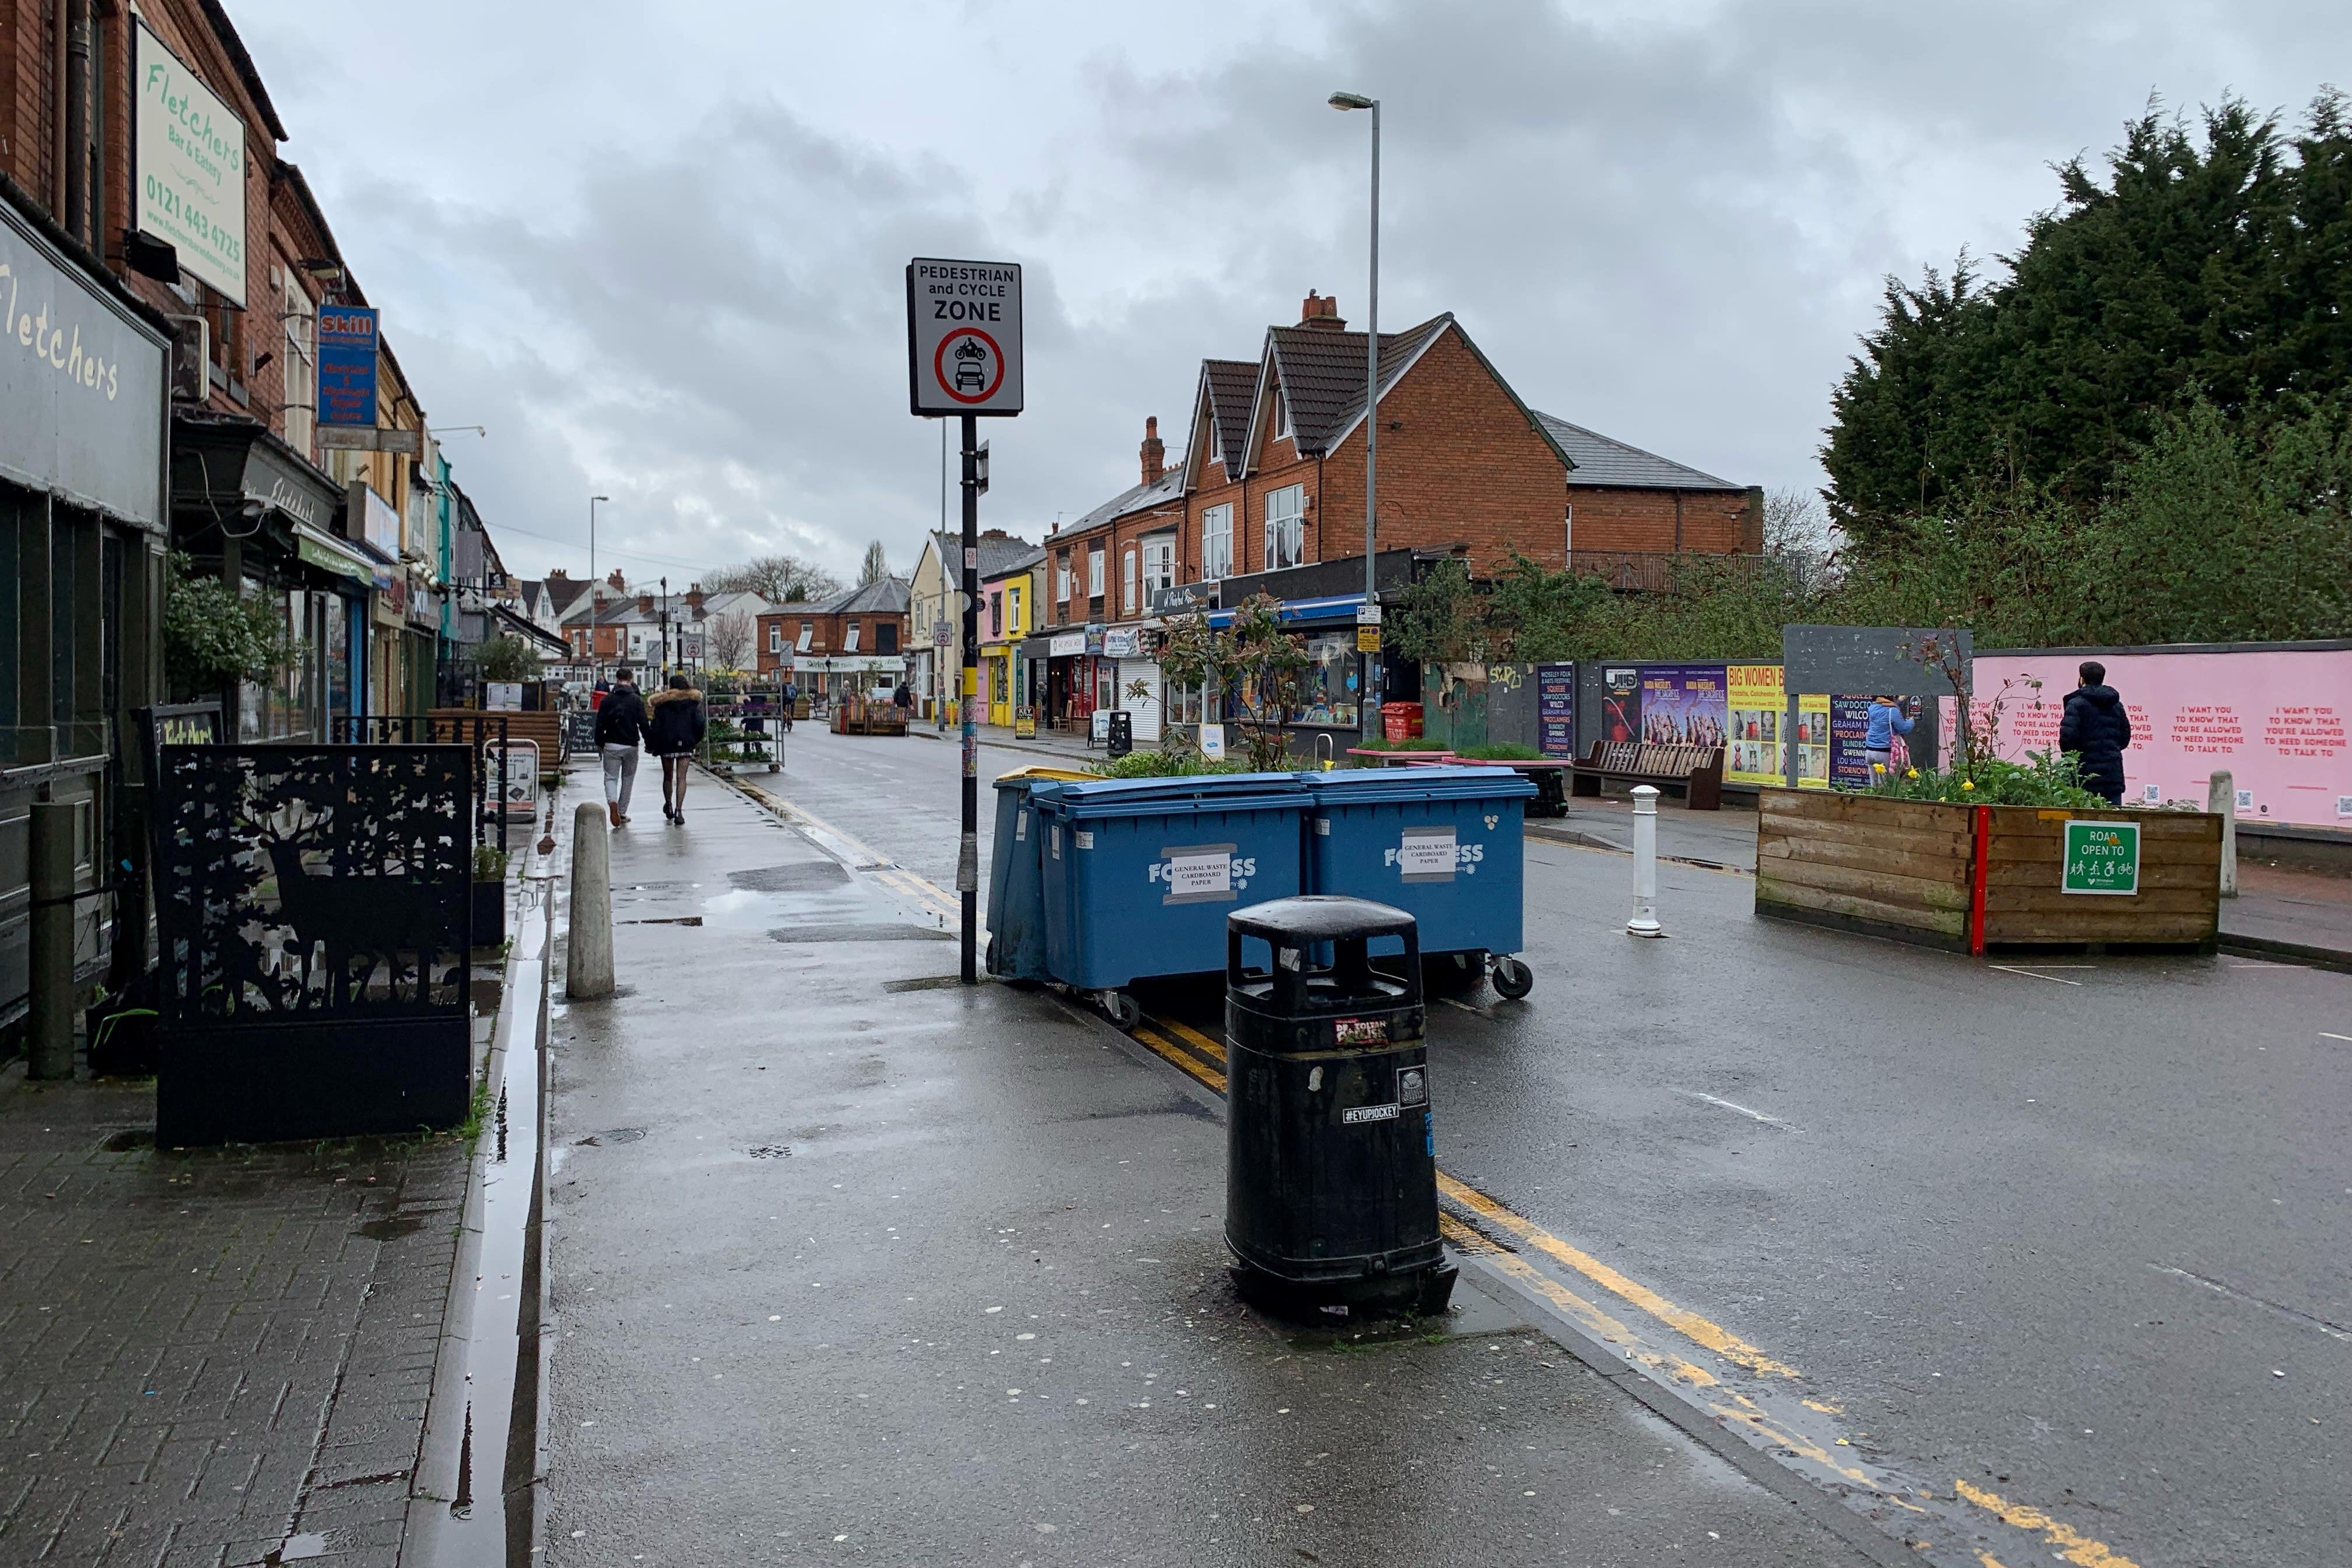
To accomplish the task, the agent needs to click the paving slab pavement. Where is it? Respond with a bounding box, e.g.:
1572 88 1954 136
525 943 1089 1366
0 1070 470 1567
537 766 1877 1566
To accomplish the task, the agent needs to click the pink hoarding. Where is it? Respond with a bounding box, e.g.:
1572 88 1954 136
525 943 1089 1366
1969 649 2352 828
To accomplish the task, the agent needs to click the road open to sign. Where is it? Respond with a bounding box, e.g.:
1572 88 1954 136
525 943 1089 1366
906 258 1024 416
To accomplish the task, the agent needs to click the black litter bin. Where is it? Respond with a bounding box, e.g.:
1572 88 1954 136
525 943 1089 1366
1224 895 1455 1316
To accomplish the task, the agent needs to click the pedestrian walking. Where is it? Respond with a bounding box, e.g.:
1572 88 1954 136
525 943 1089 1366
893 681 914 718
594 668 650 827
648 673 708 824
2060 660 2132 804
1864 695 1914 783
781 680 797 733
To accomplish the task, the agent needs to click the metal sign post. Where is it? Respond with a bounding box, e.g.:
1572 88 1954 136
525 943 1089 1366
909 257 1025 984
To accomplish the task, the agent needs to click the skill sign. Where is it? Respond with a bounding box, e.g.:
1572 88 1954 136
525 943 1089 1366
906 258 1024 416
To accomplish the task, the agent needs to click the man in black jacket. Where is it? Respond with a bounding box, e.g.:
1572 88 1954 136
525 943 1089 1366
2059 660 2133 805
594 669 651 827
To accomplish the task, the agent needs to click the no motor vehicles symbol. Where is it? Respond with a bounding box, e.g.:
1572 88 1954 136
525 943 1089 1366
933 328 1005 405
906 257 1024 416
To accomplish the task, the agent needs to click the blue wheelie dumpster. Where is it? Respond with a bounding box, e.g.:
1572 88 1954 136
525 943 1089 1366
1299 764 1539 998
985 767 1098 983
1032 773 1311 1026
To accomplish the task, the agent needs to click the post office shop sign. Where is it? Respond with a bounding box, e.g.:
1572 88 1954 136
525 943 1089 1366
907 258 1023 416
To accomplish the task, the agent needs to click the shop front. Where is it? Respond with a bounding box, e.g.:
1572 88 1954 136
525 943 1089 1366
982 641 1014 727
170 414 363 740
1 188 173 1028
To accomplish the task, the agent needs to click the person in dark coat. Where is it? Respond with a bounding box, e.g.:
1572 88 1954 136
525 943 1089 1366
593 670 651 827
646 674 708 824
2059 660 2132 804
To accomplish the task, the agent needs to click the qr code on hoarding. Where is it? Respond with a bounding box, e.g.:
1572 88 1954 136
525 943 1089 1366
2337 795 2352 817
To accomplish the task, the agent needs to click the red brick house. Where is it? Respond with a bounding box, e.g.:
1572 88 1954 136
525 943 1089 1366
755 579 911 694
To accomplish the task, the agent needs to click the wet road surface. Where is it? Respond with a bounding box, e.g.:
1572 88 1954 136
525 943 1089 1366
749 727 2352 1568
540 769 1870 1564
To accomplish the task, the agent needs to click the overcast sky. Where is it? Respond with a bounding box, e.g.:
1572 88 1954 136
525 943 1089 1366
231 1 2337 587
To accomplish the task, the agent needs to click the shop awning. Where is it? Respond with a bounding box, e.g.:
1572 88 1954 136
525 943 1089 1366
294 523 375 584
1203 593 1364 629
494 604 570 654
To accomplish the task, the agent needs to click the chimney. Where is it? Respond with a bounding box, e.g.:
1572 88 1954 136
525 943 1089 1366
607 569 626 590
547 567 569 580
1298 290 1346 331
1140 416 1164 484
636 593 654 615
687 583 705 614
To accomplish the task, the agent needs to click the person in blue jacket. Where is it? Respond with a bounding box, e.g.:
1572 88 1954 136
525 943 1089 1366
1864 695 1913 781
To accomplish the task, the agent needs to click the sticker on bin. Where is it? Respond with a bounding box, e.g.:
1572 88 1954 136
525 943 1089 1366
1343 1103 1401 1124
1074 830 1095 850
1151 842 1255 905
1334 1018 1388 1045
1398 1066 1427 1107
1388 825 1480 883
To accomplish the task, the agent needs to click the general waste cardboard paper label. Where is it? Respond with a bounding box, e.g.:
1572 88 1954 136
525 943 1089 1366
1396 827 1458 883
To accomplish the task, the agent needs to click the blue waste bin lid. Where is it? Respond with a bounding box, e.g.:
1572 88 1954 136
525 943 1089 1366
1033 772 1311 821
1299 764 1537 804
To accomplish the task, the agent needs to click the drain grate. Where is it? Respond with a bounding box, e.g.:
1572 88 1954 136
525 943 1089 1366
746 1144 792 1160
573 1126 648 1147
99 1127 154 1153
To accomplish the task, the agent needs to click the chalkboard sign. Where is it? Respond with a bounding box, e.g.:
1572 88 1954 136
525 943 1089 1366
567 710 598 755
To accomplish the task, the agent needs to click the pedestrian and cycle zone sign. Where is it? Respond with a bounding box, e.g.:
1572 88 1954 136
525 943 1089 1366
2060 819 2140 894
906 258 1024 416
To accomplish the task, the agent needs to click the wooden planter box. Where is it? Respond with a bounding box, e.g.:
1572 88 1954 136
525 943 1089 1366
1755 788 2221 955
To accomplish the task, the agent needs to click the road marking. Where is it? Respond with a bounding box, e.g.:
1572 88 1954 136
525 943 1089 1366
1953 1479 2145 1568
1433 1171 1804 1380
1131 1025 1225 1093
1675 1090 1798 1130
2150 1264 2352 1342
1989 965 2084 986
2320 1031 2352 1042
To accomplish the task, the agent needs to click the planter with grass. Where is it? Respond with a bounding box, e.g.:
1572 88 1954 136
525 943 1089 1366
1756 768 2221 955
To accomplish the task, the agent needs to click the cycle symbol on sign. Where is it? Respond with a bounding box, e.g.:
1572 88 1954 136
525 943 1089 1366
933 327 1005 405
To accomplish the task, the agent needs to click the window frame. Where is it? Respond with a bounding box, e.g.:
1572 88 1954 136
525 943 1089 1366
1264 485 1306 571
1121 548 1136 615
1087 547 1104 599
1200 503 1233 582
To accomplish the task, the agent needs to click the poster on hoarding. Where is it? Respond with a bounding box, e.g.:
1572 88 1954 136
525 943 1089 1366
1536 663 1576 758
1970 648 2351 827
1637 664 1729 748
1600 668 1641 745
1828 695 1877 789
1725 665 1784 785
1794 694 1832 787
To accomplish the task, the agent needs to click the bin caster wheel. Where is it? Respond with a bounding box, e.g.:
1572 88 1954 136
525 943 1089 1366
1101 991 1142 1031
1490 956 1534 1000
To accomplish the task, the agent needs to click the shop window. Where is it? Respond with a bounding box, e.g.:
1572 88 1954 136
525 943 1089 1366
989 594 1002 636
1296 629 1360 729
1265 485 1305 571
1201 504 1233 580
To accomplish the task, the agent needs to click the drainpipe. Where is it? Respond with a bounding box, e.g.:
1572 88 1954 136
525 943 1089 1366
64 0 92 244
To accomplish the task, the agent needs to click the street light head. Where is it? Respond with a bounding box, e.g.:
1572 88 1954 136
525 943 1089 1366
592 495 610 502
1328 91 1374 110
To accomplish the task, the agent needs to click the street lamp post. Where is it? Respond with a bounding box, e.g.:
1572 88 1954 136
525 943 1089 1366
589 495 610 688
1329 90 1380 741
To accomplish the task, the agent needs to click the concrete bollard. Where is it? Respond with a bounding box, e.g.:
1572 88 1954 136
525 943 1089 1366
566 801 614 999
28 799 77 1079
2208 769 2238 898
1626 784 1665 938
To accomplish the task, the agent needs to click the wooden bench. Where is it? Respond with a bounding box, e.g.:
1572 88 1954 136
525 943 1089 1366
1570 741 1725 810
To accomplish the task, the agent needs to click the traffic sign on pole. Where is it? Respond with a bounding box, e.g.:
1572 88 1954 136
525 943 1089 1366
907 259 1024 416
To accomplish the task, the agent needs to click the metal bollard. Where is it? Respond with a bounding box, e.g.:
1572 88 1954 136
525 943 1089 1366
1626 784 1664 937
566 801 614 999
2208 769 2238 898
28 799 77 1079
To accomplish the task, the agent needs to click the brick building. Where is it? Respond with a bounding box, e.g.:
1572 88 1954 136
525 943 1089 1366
1028 290 1758 741
755 578 912 695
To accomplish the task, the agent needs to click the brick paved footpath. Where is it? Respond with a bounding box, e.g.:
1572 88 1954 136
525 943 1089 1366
0 1055 473 1568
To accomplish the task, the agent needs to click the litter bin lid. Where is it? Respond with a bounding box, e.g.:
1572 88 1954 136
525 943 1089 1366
1229 894 1416 944
1298 764 1536 804
1033 772 1311 821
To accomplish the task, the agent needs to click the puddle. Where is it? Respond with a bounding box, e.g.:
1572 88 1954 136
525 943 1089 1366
573 1127 646 1147
264 1534 326 1563
358 1213 424 1241
730 862 850 892
768 923 953 944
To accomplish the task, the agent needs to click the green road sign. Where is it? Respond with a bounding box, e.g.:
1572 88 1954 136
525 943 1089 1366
2062 819 2141 895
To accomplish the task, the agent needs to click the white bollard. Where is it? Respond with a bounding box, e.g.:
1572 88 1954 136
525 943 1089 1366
566 801 614 999
2208 769 2238 898
1626 784 1665 937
